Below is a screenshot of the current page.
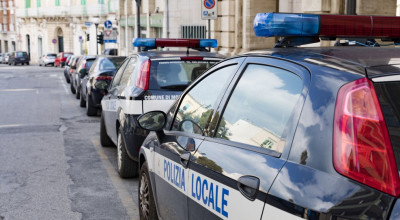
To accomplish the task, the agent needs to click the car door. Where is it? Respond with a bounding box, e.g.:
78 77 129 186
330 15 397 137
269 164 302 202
150 58 244 220
102 58 130 143
185 57 310 220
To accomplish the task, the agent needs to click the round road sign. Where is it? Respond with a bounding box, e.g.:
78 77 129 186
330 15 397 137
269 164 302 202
204 0 215 9
104 20 112 29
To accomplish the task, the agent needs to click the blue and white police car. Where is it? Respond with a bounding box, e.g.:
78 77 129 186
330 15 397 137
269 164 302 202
136 13 400 219
100 38 225 178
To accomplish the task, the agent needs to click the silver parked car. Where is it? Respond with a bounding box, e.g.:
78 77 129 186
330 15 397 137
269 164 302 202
4 53 9 64
39 53 57 66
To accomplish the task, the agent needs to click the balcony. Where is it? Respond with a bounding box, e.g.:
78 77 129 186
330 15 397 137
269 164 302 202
15 4 108 19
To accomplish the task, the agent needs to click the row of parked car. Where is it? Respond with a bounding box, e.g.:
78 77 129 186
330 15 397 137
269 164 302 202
0 51 30 65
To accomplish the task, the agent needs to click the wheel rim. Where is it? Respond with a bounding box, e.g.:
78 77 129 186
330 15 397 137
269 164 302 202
139 172 150 219
117 133 122 171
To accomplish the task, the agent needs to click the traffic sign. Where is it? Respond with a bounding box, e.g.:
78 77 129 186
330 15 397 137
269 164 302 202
103 28 118 43
104 20 112 29
201 0 217 20
84 22 92 28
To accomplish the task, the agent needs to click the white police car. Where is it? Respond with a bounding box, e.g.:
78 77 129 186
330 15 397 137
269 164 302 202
100 38 225 178
136 13 400 219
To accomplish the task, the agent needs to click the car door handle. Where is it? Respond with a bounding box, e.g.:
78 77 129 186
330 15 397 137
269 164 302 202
237 175 260 201
180 152 191 168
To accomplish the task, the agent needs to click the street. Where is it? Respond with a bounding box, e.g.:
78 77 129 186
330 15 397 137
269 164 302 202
0 64 139 220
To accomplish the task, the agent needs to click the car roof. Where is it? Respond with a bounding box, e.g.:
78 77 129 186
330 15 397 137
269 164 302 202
246 47 400 77
132 51 226 59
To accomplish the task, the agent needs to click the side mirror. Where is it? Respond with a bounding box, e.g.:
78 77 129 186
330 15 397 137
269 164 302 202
137 111 167 131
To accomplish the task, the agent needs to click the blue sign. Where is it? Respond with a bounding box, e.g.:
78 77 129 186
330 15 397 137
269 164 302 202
104 20 112 29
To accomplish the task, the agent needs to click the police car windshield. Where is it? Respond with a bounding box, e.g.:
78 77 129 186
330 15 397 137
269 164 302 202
149 60 216 91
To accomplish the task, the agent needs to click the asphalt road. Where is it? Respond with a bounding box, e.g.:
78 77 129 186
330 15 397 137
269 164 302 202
0 64 139 220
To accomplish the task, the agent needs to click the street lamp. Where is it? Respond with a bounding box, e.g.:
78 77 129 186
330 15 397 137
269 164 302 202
93 17 100 55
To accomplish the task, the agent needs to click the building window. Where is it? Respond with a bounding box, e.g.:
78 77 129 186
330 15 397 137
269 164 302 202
37 0 41 7
81 0 86 5
25 0 31 8
181 25 206 39
55 0 60 6
98 0 104 3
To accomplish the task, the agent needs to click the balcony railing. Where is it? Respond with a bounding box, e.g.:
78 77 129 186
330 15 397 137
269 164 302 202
16 4 108 18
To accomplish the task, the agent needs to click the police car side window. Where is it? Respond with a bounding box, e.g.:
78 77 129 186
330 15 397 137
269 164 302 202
119 58 136 87
172 65 237 135
216 64 303 153
110 58 130 89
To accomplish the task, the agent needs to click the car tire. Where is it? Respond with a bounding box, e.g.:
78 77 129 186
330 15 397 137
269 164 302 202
86 94 97 116
75 86 80 99
39 63 42 66
26 62 29 65
117 129 139 178
70 81 76 94
66 74 70 84
100 113 113 147
139 162 158 220
79 92 86 107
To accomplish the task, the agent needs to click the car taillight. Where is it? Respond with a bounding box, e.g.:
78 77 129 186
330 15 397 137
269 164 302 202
96 76 113 81
333 77 400 196
136 60 151 90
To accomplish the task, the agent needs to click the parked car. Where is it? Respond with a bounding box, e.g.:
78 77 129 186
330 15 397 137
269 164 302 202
79 55 126 115
0 53 3 63
8 51 29 66
4 53 10 64
63 56 73 83
68 56 82 94
39 53 57 66
136 13 400 220
55 52 73 67
72 55 97 100
100 38 225 179
102 48 118 56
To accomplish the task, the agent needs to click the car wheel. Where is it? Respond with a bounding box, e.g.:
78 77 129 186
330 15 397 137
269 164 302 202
139 162 158 220
117 129 139 178
75 86 80 99
65 74 70 84
26 62 29 65
70 81 76 94
86 94 97 116
39 63 42 66
79 92 86 107
100 112 113 147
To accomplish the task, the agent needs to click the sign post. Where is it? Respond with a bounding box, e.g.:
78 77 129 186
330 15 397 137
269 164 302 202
201 0 218 40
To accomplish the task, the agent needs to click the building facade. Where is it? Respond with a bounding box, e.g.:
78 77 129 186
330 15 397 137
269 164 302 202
7 0 400 63
0 0 17 53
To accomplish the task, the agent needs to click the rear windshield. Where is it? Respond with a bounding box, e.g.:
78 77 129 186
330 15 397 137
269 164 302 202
93 57 126 73
64 53 73 57
17 52 27 57
47 54 57 57
149 60 217 90
86 59 95 70
374 81 400 171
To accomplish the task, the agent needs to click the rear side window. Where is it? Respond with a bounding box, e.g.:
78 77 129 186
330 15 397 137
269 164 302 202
64 53 73 57
216 64 303 153
149 60 217 90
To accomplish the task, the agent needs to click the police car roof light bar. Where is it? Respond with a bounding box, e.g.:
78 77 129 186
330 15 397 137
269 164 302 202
254 13 400 40
132 38 218 50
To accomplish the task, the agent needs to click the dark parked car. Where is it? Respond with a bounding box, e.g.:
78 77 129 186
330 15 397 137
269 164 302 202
135 13 400 220
79 55 126 115
68 56 82 94
102 48 118 55
100 38 225 179
8 51 29 65
72 55 97 100
55 52 73 67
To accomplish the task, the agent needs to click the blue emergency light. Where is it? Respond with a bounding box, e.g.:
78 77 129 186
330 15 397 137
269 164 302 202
254 13 400 39
132 38 218 49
